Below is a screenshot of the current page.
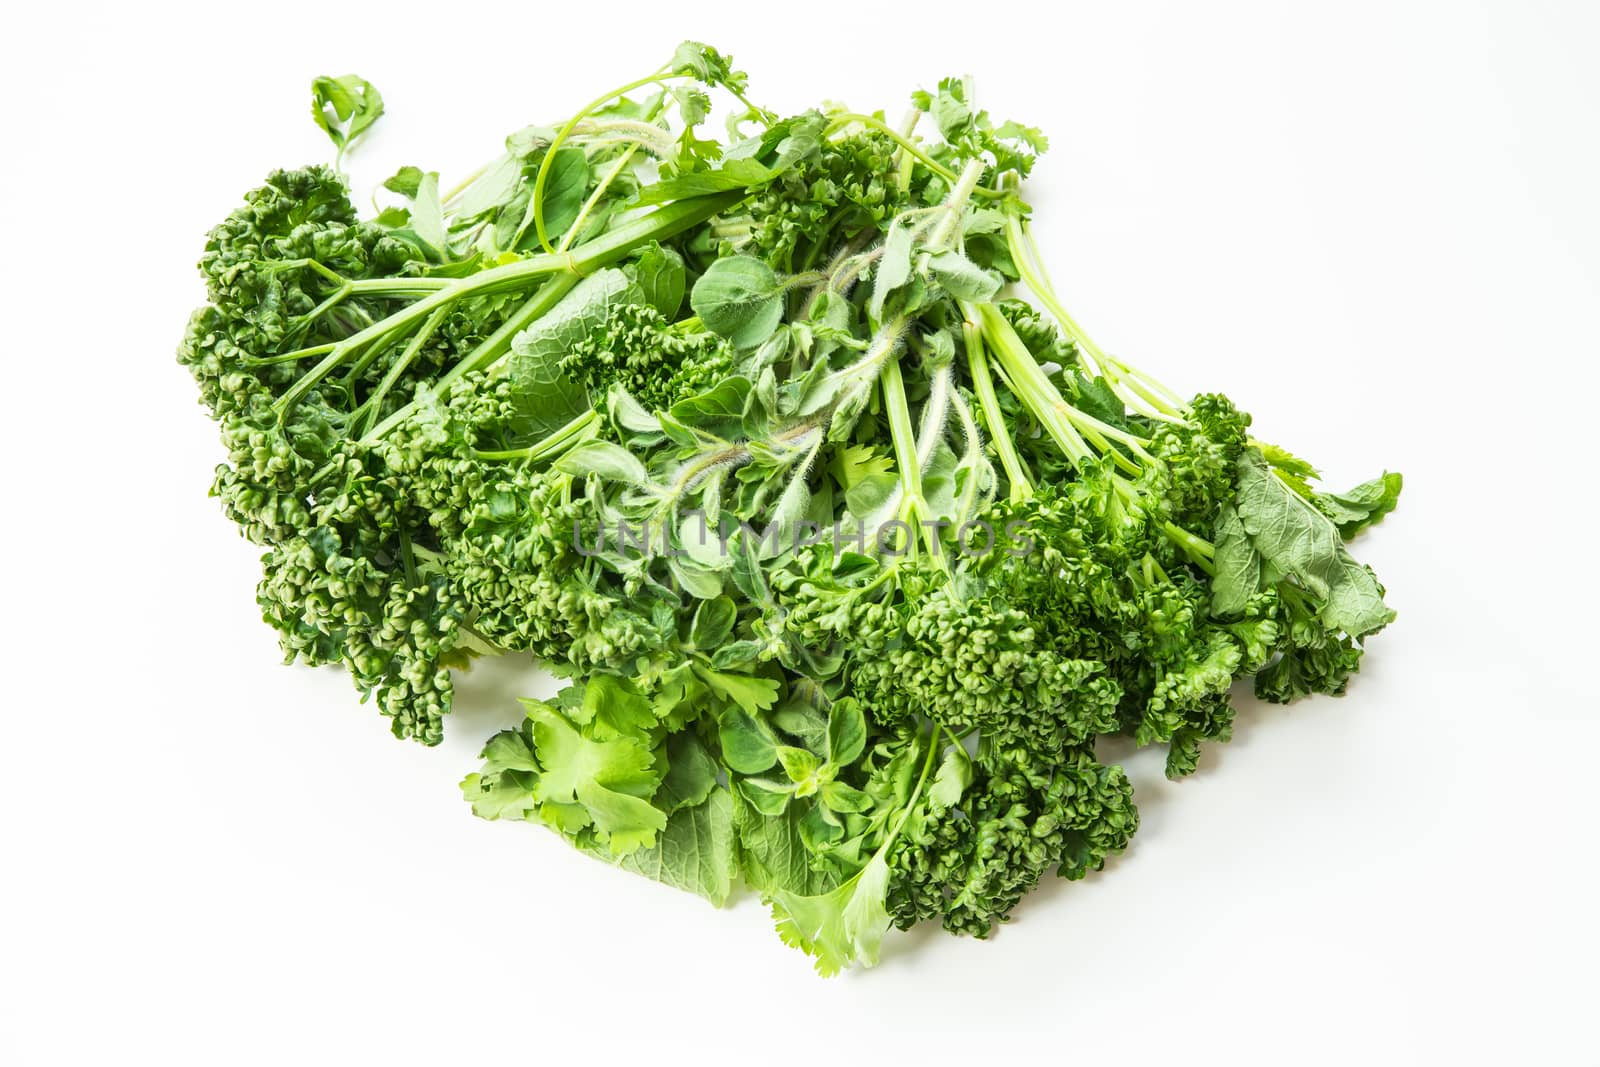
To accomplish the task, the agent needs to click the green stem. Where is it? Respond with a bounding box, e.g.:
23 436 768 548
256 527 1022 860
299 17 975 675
1163 521 1217 575
561 144 638 252
304 188 748 436
1002 208 1110 375
824 112 1011 201
925 158 986 251
961 310 1031 500
357 305 449 437
343 320 411 385
532 68 672 253
1003 207 1187 419
976 303 1095 467
879 356 935 556
893 108 921 195
359 275 577 444
347 277 453 295
472 409 601 462
558 98 669 253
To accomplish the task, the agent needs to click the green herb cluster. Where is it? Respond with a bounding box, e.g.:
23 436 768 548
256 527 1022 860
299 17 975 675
178 44 1400 974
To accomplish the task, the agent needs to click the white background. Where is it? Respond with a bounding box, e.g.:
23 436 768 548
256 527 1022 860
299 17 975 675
3 1 1597 1062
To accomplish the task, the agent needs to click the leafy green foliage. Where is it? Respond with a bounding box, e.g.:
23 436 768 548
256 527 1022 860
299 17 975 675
311 74 384 165
178 45 1402 976
690 255 785 348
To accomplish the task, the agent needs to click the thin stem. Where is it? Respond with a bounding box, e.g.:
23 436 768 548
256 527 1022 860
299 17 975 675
977 303 1095 468
824 112 1011 200
343 319 411 385
915 364 952 472
893 108 921 195
1056 402 1155 469
347 277 453 295
358 305 449 437
360 274 580 443
1002 208 1107 377
473 409 601 462
570 118 677 159
925 158 986 251
322 189 748 436
533 68 672 253
961 310 1031 500
1105 354 1186 411
1004 206 1188 418
290 284 352 333
947 391 992 528
879 356 934 555
560 144 639 253
441 160 491 206
1163 521 1217 574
